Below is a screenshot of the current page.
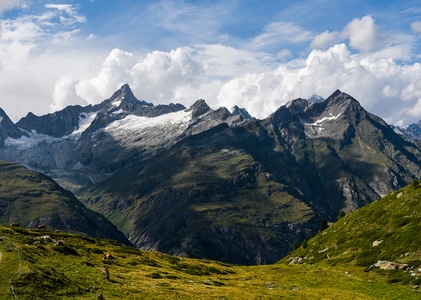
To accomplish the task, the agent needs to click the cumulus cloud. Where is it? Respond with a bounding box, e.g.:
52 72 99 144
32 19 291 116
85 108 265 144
342 15 383 52
217 43 421 124
56 47 206 110
311 30 341 49
0 3 93 120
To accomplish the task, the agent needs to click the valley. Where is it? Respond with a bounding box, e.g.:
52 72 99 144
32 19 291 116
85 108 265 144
0 85 420 268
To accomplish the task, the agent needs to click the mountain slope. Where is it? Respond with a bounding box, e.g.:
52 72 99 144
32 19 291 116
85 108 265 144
83 123 317 265
0 160 129 244
2 84 249 189
260 90 421 218
82 90 421 264
284 179 421 274
0 108 27 147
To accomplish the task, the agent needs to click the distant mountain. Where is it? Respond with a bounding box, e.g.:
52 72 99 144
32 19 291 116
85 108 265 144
0 160 129 244
1 84 250 189
392 121 421 141
0 108 27 147
1 85 421 264
81 89 421 264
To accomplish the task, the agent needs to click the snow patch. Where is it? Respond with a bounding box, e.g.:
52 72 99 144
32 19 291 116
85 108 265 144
112 96 124 107
302 113 342 127
67 112 98 139
112 109 124 115
104 110 192 134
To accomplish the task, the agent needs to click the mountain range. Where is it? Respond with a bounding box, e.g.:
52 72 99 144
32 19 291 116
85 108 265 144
1 84 421 264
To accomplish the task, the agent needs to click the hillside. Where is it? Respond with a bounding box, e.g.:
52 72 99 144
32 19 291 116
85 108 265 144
0 160 129 244
0 225 419 299
283 179 421 285
83 123 319 265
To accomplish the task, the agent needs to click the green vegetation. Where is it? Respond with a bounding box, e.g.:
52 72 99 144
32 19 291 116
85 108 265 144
0 225 419 299
0 160 128 244
282 180 421 290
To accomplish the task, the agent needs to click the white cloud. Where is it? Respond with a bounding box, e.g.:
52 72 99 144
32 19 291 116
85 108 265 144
71 47 206 107
246 22 312 51
0 3 95 120
51 75 87 112
311 30 341 49
0 0 27 14
342 15 382 52
75 49 137 104
216 43 421 124
411 21 421 34
45 4 86 25
276 49 292 61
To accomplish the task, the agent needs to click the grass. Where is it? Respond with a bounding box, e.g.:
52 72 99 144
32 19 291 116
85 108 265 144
0 225 419 299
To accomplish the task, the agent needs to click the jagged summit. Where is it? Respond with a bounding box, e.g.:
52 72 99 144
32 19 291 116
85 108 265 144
0 108 27 146
106 84 153 113
187 99 211 118
231 105 252 119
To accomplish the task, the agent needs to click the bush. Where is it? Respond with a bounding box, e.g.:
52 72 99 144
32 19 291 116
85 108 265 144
319 219 328 232
52 246 79 256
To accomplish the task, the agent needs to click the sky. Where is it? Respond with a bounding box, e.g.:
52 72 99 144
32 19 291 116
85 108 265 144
0 0 421 126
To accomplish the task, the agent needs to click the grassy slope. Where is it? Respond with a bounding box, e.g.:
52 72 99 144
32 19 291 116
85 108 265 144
282 180 421 290
0 225 418 299
0 160 128 244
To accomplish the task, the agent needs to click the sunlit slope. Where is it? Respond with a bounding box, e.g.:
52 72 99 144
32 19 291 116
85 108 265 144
0 225 419 299
283 180 421 286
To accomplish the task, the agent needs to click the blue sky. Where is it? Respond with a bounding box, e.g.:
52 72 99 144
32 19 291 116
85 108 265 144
1 0 421 126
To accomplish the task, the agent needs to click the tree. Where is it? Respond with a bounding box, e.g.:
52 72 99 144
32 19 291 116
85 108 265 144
338 210 346 219
319 218 328 232
293 240 300 250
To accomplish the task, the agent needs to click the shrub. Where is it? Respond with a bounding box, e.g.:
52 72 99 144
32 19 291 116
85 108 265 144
319 219 328 232
52 246 79 256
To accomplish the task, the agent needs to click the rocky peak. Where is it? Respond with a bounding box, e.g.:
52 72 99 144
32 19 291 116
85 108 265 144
286 98 310 115
188 99 211 118
106 84 153 114
16 105 95 138
0 108 26 146
231 106 252 119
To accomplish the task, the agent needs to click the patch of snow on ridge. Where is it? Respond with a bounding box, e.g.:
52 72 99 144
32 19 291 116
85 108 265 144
112 96 124 107
303 113 342 127
104 109 192 134
67 112 98 139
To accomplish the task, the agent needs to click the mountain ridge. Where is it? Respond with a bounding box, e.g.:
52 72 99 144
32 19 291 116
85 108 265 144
2 85 421 264
79 88 421 264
